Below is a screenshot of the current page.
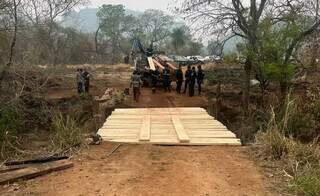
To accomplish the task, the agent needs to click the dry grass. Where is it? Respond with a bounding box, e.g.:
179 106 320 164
256 95 320 195
49 112 87 155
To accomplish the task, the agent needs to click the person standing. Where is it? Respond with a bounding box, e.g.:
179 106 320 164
151 66 160 93
175 65 184 93
197 65 205 95
189 67 197 97
82 69 90 93
131 70 142 102
183 65 192 93
163 64 171 92
76 69 82 94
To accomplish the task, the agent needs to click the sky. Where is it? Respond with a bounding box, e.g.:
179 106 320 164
86 0 175 12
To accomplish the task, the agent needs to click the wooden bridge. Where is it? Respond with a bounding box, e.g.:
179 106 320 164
98 108 241 145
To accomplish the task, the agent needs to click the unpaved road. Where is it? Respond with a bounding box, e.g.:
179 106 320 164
1 82 273 195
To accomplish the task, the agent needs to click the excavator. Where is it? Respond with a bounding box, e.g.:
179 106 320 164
131 39 177 86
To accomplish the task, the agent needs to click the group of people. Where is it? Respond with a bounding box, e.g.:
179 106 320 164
76 69 90 94
130 64 205 102
176 65 205 96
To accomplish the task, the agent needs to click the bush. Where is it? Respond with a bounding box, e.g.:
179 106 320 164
223 53 238 64
311 99 320 121
0 107 21 160
256 129 294 159
290 168 320 196
50 112 86 154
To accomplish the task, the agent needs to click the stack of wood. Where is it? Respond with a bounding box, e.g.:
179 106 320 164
0 157 73 185
95 88 116 102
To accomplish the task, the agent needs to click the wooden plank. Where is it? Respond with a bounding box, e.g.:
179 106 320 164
187 131 236 137
0 160 73 185
171 116 190 143
114 107 204 112
190 138 241 145
167 62 177 70
139 115 151 141
147 57 156 71
153 59 165 70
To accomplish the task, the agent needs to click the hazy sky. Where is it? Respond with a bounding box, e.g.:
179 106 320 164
87 0 175 12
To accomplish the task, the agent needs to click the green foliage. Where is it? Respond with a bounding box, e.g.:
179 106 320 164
263 63 295 81
0 107 19 139
290 168 320 196
0 107 21 159
311 99 320 121
223 53 238 64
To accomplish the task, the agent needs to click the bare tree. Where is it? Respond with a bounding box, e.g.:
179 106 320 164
176 0 268 112
0 0 19 87
21 0 88 65
140 9 173 48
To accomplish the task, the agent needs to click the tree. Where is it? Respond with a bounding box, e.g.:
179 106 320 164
0 0 19 87
140 9 173 48
21 0 88 64
176 0 320 108
207 40 223 56
176 0 268 112
96 4 136 64
268 0 320 99
171 27 187 54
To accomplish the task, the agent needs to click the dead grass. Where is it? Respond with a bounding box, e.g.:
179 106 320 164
256 95 320 195
49 112 87 155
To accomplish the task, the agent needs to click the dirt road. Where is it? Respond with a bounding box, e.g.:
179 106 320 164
1 86 273 196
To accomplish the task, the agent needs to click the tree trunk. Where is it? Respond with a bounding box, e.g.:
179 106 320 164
280 80 288 104
243 59 252 113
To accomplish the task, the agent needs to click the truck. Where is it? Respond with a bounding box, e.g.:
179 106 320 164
131 39 177 87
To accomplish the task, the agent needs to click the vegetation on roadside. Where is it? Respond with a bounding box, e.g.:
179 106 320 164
0 106 21 160
50 112 87 155
256 95 320 195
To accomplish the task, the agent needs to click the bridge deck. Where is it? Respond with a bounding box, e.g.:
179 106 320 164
98 108 241 145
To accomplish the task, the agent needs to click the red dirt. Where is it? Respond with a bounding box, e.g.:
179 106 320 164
0 66 274 195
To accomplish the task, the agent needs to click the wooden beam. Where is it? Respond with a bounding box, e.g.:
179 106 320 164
0 160 73 185
147 57 156 70
139 115 151 141
171 115 190 143
153 59 165 70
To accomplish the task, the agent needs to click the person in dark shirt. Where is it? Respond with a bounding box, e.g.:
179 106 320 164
197 65 205 95
163 64 171 92
151 66 160 93
189 67 197 97
131 70 142 102
82 69 90 93
175 65 184 94
76 69 82 94
183 65 192 93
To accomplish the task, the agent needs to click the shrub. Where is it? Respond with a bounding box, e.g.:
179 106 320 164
50 112 86 154
290 168 320 196
311 99 320 121
223 53 238 64
0 107 21 160
256 129 294 159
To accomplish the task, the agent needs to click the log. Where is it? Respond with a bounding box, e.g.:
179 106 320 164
5 156 69 166
0 160 73 185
